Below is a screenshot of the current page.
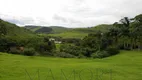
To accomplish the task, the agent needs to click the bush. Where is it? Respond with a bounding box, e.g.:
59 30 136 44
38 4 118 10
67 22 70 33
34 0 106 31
78 54 86 58
91 51 110 58
60 44 96 57
60 44 81 56
54 52 75 58
23 48 36 56
0 46 7 52
91 47 120 58
106 47 119 55
9 50 21 54
41 51 53 56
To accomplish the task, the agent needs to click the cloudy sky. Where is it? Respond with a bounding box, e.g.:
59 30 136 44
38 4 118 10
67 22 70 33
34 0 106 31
0 0 142 28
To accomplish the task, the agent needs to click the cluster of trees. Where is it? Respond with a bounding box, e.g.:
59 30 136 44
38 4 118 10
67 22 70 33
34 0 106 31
58 14 142 58
0 19 56 56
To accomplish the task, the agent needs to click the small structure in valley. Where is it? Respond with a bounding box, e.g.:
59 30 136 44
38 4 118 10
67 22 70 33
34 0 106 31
49 38 62 44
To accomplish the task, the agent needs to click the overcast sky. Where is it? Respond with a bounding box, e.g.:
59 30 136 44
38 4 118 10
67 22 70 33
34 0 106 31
0 0 142 28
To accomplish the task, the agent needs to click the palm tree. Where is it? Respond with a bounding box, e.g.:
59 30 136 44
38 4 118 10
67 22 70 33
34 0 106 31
119 17 131 49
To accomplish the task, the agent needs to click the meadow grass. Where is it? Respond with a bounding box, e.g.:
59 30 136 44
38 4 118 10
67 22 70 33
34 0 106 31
0 51 142 80
48 31 88 39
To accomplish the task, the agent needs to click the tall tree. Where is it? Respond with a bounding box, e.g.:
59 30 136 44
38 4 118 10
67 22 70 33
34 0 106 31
119 17 131 49
133 14 142 50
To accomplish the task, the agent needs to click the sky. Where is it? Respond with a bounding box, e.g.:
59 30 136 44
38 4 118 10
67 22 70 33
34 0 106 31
0 0 142 28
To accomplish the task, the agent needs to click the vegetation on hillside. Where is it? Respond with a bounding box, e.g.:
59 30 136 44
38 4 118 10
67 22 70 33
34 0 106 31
0 19 55 56
25 26 71 34
48 24 112 38
0 14 142 58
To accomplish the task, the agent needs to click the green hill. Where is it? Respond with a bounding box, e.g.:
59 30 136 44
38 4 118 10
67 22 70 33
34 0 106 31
25 26 71 33
24 24 112 38
0 19 35 39
25 26 41 31
48 24 112 38
0 50 142 80
50 26 71 33
35 27 53 33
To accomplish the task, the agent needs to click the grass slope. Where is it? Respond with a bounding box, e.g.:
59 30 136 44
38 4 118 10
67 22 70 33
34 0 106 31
25 26 71 33
25 26 41 32
25 24 112 39
48 24 112 38
0 51 142 80
0 19 35 39
48 31 88 39
50 26 71 33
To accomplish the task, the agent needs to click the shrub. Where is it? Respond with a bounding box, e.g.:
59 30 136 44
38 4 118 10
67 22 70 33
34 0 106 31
91 51 110 58
9 50 21 54
23 48 36 56
91 47 120 58
60 44 96 57
78 54 86 58
60 44 81 56
106 47 119 55
54 52 75 58
0 46 7 52
35 41 55 53
41 51 53 56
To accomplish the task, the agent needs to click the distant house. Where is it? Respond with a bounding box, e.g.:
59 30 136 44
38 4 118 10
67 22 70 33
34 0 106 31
49 38 62 44
49 38 55 41
55 41 62 44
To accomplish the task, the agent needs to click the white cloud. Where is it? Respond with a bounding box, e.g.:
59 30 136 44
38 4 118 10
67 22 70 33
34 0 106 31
0 0 142 28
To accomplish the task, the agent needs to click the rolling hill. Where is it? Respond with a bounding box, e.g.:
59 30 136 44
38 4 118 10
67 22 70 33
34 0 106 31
25 26 41 32
25 24 113 38
0 19 113 39
0 19 35 39
48 24 113 38
25 26 71 33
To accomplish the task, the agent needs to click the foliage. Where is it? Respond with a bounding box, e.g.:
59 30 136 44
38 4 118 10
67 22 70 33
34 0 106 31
23 48 36 56
34 37 56 55
91 51 110 58
0 14 142 58
60 44 95 57
106 47 120 56
54 52 75 58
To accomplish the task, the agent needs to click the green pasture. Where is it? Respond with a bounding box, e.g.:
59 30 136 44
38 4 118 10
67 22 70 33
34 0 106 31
0 51 142 80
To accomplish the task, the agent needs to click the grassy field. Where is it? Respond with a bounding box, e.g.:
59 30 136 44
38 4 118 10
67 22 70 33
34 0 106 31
48 25 112 39
48 31 88 39
0 51 142 80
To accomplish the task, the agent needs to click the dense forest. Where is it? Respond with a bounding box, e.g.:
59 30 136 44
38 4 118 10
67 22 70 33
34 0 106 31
0 14 142 58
